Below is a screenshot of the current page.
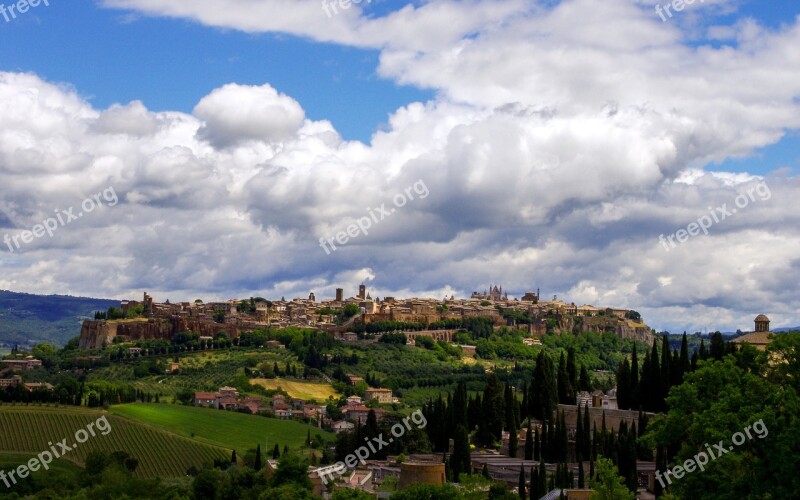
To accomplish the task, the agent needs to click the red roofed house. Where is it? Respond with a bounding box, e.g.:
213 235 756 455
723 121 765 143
346 406 387 425
195 392 219 408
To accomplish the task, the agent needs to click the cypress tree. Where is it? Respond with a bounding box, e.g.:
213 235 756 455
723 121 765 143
530 466 537 500
254 444 262 470
583 402 591 457
558 411 568 463
710 332 725 360
482 463 490 479
231 450 237 463
566 348 577 402
509 412 519 458
575 404 584 460
539 457 547 496
660 335 671 407
630 344 640 406
531 351 557 421
533 427 540 461
452 425 471 482
579 364 591 392
283 445 288 456
478 373 505 446
452 381 468 430
521 382 529 419
577 450 585 488
505 383 515 431
518 464 526 499
616 358 631 410
678 332 692 376
541 421 549 462
525 422 533 460
557 352 570 404
699 338 708 360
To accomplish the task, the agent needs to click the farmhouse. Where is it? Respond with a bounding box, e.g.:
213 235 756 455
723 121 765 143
364 388 394 404
346 406 387 425
1 359 43 371
0 375 22 388
193 387 263 414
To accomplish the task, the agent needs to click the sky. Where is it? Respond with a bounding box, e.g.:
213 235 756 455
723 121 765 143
1 0 800 334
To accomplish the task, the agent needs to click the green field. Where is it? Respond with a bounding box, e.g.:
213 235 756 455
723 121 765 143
110 403 331 454
0 348 11 357
0 405 228 478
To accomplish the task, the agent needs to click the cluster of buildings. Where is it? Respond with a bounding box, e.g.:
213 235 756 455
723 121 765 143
193 386 264 414
300 398 653 499
1 358 43 371
191 388 394 431
0 358 52 392
81 284 657 349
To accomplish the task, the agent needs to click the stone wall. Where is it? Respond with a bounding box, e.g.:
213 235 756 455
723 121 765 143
79 317 243 349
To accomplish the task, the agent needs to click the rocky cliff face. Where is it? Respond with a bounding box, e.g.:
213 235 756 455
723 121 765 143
580 316 655 345
79 317 242 349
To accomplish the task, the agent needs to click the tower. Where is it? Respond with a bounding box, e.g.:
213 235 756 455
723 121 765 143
754 314 770 333
358 284 366 300
336 288 344 302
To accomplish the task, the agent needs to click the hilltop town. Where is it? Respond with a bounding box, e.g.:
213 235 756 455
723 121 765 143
79 285 655 350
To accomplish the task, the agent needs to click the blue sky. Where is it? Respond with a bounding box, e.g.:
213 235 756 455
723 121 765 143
0 1 434 142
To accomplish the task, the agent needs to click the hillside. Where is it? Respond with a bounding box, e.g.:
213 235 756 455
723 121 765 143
0 405 228 478
0 290 118 347
109 403 331 453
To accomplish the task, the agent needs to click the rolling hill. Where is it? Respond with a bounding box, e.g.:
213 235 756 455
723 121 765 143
109 403 330 454
0 405 228 478
0 290 118 347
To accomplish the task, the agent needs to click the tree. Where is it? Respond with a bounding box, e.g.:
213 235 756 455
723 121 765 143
642 343 800 499
478 373 505 446
254 444 262 470
273 444 281 459
530 351 557 420
589 457 635 500
698 338 708 360
518 465 526 499
566 348 578 401
524 422 533 460
579 364 591 392
709 332 726 361
451 425 472 482
557 352 571 404
271 453 313 490
231 450 237 464
616 358 631 410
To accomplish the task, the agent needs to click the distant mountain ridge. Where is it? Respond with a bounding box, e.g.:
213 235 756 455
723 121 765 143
0 290 119 347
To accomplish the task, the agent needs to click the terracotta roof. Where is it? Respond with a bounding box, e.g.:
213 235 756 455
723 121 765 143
732 331 772 345
195 392 218 400
755 314 770 322
348 406 387 413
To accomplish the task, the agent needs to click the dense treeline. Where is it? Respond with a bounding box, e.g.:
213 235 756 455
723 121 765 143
643 332 800 498
420 350 644 495
615 332 734 413
353 317 496 338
